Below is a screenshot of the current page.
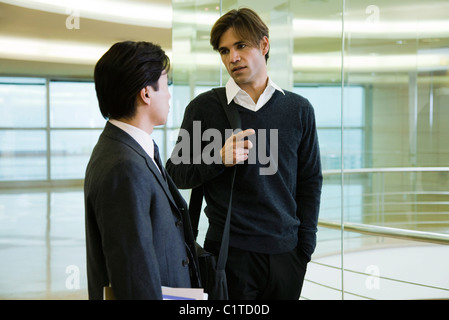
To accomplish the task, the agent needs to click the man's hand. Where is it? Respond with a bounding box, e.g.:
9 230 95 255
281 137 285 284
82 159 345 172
220 129 256 167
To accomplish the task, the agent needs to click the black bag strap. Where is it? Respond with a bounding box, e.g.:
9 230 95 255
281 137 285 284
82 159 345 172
189 87 241 271
214 87 242 131
213 87 240 271
189 186 203 239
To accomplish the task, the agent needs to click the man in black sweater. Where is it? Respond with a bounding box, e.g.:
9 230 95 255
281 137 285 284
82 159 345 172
166 8 322 300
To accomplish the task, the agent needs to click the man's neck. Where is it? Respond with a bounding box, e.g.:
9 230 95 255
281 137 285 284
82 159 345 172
114 115 154 135
238 76 269 104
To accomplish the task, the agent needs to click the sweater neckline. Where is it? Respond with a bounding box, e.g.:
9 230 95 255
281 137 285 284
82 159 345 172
231 90 283 114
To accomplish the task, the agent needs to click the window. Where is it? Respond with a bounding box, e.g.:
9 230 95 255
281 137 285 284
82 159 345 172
294 85 367 224
49 81 104 180
0 77 46 128
49 81 104 128
0 78 47 181
0 77 104 182
293 85 366 170
0 130 47 181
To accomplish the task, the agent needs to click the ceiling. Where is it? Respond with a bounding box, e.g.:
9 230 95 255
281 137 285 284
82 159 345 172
0 0 448 81
0 0 173 78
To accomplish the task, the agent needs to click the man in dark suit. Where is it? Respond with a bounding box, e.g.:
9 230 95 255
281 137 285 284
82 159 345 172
84 41 200 300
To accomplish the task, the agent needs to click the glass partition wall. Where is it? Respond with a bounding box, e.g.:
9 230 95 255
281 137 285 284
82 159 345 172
172 0 449 299
339 0 449 300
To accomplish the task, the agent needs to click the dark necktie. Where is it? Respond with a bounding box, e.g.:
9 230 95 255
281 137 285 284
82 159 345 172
153 142 167 181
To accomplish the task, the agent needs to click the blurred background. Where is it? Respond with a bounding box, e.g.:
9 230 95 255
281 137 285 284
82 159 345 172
0 0 448 299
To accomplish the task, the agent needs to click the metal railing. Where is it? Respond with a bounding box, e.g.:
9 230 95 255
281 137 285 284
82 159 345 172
318 166 449 245
318 219 449 245
303 167 449 300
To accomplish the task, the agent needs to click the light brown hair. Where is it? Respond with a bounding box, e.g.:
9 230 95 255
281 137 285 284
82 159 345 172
210 8 270 62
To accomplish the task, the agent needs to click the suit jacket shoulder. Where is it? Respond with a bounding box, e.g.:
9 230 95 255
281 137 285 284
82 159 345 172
84 122 199 300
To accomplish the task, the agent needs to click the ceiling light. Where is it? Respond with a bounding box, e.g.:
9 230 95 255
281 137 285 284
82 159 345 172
0 0 172 28
0 35 173 65
293 18 449 39
0 36 108 64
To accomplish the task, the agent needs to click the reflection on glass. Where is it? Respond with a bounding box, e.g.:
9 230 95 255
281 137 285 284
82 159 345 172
171 0 222 140
342 0 449 300
0 192 48 298
344 0 449 233
49 191 87 295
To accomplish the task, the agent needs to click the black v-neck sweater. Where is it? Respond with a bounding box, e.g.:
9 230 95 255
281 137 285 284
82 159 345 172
167 89 322 258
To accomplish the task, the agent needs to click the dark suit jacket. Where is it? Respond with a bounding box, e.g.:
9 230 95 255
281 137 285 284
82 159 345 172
84 122 200 300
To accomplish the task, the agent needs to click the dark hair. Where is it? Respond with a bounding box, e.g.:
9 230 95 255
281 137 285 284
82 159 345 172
210 8 269 62
94 41 170 120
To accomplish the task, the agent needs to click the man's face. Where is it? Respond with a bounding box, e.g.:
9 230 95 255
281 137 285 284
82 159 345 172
218 27 269 89
148 72 171 127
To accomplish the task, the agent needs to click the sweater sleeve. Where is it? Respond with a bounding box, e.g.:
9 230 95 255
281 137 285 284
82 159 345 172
296 100 323 262
166 92 226 189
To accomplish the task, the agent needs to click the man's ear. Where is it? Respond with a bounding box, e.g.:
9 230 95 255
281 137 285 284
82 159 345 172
261 36 269 56
140 86 151 105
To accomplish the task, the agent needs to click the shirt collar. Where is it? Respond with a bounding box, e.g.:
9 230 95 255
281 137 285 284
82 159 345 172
109 119 155 159
225 77 285 105
267 78 285 96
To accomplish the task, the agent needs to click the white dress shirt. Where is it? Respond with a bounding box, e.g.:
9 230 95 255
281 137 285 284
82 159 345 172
108 119 160 172
225 77 285 112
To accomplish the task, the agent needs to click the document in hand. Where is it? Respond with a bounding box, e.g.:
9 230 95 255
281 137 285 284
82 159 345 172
103 286 207 300
162 287 207 300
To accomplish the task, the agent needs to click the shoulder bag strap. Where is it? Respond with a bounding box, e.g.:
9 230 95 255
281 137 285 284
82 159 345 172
188 87 241 271
212 87 241 271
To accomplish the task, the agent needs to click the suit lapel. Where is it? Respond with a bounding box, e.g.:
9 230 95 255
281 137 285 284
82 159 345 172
102 122 179 213
143 156 178 208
